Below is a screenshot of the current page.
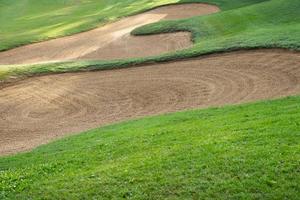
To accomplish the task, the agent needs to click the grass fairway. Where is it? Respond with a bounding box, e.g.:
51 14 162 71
1 96 300 199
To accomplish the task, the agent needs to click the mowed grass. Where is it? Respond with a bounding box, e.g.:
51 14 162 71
133 0 300 51
1 96 300 199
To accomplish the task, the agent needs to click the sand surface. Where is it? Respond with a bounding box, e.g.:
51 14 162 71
1 49 300 155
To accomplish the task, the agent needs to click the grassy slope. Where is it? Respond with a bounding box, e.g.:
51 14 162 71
134 0 300 51
0 0 282 81
1 96 299 199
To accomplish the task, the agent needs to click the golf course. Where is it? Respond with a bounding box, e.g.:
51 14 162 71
0 0 299 199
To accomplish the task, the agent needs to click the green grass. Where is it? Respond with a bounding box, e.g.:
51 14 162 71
133 0 300 51
1 96 299 199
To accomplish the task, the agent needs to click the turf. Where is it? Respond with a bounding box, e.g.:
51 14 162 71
1 96 299 199
133 0 300 51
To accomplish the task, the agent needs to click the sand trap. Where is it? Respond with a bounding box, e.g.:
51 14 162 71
0 49 300 155
0 3 219 65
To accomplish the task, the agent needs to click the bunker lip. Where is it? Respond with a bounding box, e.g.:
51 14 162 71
0 3 219 65
0 49 300 156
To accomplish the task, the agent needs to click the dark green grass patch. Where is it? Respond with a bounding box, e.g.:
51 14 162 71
1 96 300 199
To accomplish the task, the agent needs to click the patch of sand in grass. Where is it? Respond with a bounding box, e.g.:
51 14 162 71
0 3 219 65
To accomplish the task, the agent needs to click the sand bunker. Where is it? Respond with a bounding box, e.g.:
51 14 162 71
0 4 299 155
0 3 219 64
1 49 300 155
